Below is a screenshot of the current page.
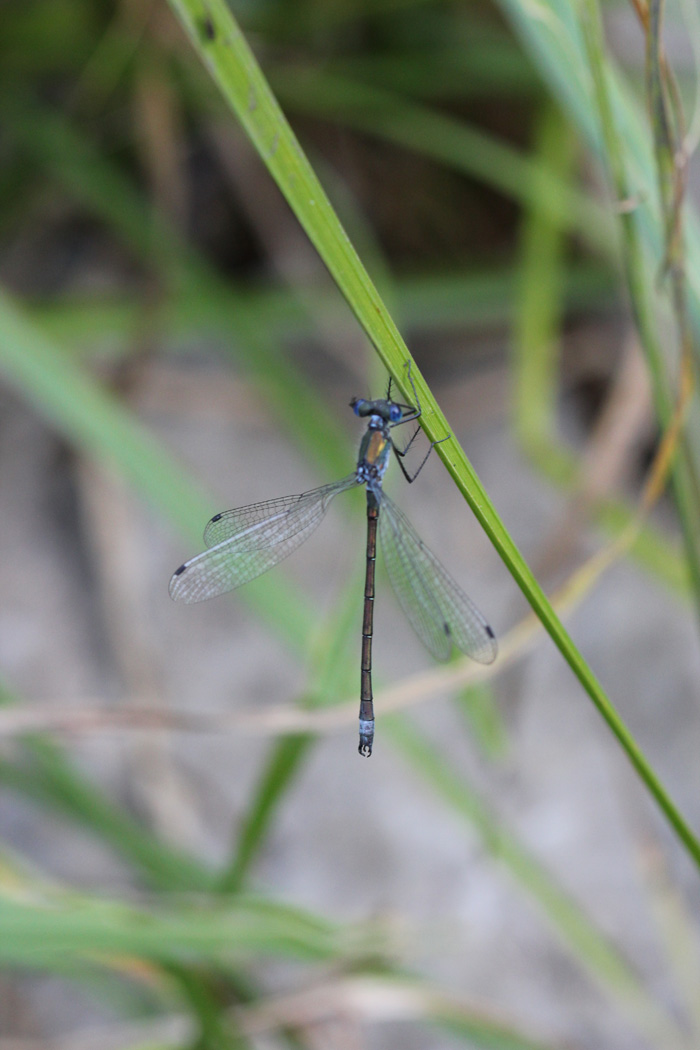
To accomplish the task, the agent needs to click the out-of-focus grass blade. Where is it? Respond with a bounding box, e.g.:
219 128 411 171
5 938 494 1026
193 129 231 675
167 0 422 389
575 0 700 623
454 682 508 760
0 892 347 968
513 100 575 455
0 288 346 891
497 0 700 352
312 33 538 100
555 462 688 597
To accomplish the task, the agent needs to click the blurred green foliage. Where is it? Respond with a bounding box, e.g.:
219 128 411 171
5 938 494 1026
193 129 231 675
0 0 699 1048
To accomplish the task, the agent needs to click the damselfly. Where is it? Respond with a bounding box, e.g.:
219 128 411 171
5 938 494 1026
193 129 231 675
169 369 497 756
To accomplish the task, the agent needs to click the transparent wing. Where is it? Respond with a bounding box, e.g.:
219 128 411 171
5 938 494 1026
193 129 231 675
201 480 356 548
377 490 497 664
170 474 359 603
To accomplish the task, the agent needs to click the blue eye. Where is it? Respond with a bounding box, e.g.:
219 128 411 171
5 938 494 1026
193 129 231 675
351 398 364 416
389 404 402 422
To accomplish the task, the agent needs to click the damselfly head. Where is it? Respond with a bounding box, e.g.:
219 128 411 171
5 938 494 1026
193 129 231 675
351 397 403 423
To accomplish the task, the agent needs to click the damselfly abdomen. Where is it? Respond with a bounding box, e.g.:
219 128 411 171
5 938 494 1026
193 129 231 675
170 371 497 756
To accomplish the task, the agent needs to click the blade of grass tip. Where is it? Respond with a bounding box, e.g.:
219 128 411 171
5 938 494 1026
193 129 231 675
385 716 690 1049
218 561 363 893
166 0 700 871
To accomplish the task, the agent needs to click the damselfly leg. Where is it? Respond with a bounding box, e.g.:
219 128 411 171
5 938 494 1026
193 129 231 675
388 364 450 485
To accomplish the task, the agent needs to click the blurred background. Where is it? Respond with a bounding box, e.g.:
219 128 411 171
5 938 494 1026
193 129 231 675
1 0 700 1048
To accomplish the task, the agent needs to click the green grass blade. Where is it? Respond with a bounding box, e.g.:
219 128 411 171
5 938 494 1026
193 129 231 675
513 99 576 454
309 32 538 100
222 739 314 893
0 892 346 968
576 0 700 626
454 682 508 761
164 0 700 872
